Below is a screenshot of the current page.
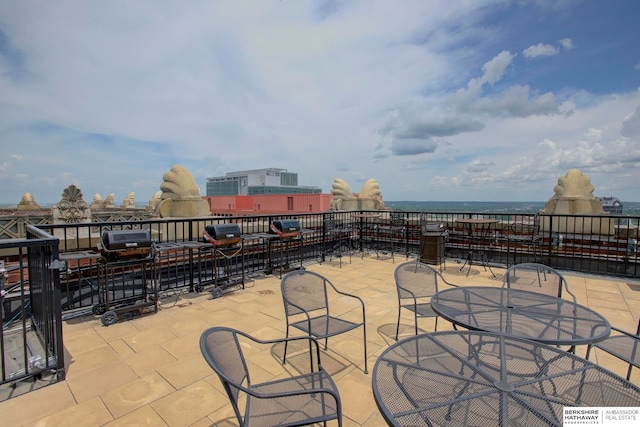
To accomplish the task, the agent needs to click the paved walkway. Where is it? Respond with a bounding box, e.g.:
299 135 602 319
1 256 638 426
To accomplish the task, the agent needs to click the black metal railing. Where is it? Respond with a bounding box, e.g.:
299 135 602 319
0 225 65 392
3 210 638 316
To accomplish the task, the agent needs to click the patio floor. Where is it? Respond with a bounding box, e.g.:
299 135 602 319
1 255 639 426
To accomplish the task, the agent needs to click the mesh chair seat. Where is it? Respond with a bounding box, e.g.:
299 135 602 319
290 315 362 338
400 302 437 317
249 371 340 426
200 326 343 427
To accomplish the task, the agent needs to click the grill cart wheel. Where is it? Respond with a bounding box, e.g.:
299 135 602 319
101 310 118 326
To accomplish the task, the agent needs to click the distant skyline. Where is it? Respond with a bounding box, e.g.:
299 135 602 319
1 1 639 204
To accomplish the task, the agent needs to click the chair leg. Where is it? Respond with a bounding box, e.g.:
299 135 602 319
395 307 402 341
362 324 368 374
390 237 395 263
283 326 290 364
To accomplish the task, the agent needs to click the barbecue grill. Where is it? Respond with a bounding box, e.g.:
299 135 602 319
419 220 447 269
203 224 242 247
98 229 153 262
269 219 301 239
421 221 446 234
94 229 157 326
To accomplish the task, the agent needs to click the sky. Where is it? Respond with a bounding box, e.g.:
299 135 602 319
1 0 639 205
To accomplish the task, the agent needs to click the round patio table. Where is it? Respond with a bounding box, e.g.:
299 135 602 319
430 286 610 346
373 331 640 427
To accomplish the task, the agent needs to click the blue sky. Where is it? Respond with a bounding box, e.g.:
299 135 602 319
1 0 639 205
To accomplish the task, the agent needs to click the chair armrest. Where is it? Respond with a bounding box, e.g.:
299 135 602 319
396 285 419 303
608 325 640 339
235 329 323 370
326 281 367 320
561 279 578 303
326 281 366 306
249 369 341 402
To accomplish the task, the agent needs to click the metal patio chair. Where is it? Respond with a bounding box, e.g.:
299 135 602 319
503 262 578 352
503 214 542 266
321 212 352 268
394 261 456 340
585 317 640 381
281 270 368 374
200 326 343 427
374 210 405 263
502 262 574 298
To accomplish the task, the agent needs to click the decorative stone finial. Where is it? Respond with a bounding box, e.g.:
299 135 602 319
156 165 209 217
329 178 384 211
359 178 384 210
147 191 162 211
17 192 40 210
542 169 604 214
103 193 115 209
91 193 104 209
540 169 612 235
121 192 135 209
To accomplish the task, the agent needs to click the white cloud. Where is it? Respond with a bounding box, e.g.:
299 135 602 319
621 106 640 137
480 51 516 85
584 128 602 142
523 43 559 58
559 38 574 49
0 1 638 203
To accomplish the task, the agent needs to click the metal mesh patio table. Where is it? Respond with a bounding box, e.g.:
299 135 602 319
373 331 640 426
430 286 610 346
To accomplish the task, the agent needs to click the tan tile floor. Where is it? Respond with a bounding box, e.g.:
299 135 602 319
1 256 639 426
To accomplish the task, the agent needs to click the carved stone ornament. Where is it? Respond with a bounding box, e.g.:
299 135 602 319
56 185 89 223
329 178 384 211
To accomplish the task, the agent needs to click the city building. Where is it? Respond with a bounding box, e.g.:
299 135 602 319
204 168 329 215
206 168 321 196
598 196 623 215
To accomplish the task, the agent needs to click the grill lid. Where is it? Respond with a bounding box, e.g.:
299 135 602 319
421 221 446 236
203 224 242 246
101 230 152 250
270 220 301 238
99 229 153 261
